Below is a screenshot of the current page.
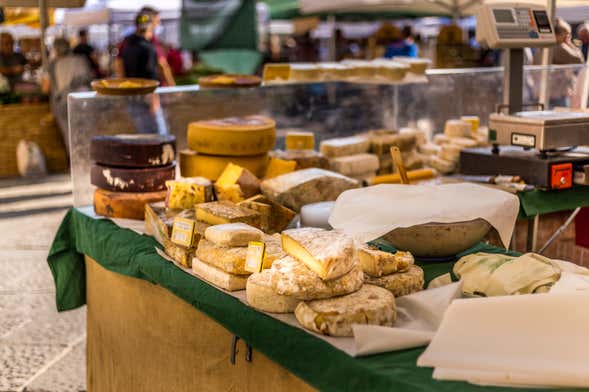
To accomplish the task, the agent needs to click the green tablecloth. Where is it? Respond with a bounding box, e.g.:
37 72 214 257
47 208 574 392
518 186 589 218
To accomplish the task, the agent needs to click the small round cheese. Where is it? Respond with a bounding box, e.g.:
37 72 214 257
247 270 300 313
364 265 424 297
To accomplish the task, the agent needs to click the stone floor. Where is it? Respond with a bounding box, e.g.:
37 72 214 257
0 175 86 392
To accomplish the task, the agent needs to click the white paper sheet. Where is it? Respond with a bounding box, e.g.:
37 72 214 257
328 183 519 248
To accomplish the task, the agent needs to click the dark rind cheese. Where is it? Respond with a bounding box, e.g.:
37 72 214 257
90 163 175 192
93 188 166 220
90 134 176 167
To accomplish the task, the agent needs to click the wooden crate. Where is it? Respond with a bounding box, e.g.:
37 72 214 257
0 103 68 177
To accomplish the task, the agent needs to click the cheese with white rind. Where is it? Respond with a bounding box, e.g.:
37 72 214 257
281 228 356 280
246 269 300 313
418 143 442 156
195 201 260 227
260 168 359 212
145 203 208 245
204 223 263 247
439 144 463 162
448 137 478 148
364 265 424 297
444 120 472 138
433 134 450 146
192 258 248 291
329 153 379 177
294 284 396 337
427 155 456 174
270 256 363 300
319 136 370 158
358 245 414 277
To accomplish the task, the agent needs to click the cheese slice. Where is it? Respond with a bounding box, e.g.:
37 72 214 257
271 149 329 170
195 201 260 227
329 153 379 177
264 157 297 179
246 270 300 313
270 256 363 300
179 150 268 180
281 228 355 280
294 285 396 337
358 246 414 277
260 168 359 212
204 223 263 247
214 163 260 202
192 258 248 291
165 177 213 210
319 135 370 158
364 265 424 297
240 195 296 234
444 120 471 138
285 131 315 150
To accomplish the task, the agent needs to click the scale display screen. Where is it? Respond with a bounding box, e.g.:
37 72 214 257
533 10 552 33
493 9 516 24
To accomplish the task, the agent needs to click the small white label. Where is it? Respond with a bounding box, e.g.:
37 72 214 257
511 133 535 148
172 232 187 243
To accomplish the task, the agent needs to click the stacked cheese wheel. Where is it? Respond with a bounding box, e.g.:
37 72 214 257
91 134 176 220
181 116 276 181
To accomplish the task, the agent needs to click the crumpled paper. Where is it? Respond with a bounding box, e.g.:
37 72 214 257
328 183 520 248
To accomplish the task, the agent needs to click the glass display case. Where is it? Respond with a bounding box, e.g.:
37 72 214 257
68 63 587 206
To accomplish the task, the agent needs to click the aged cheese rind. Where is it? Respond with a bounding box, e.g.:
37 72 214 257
364 265 424 297
439 144 462 162
90 163 175 193
319 135 370 158
204 223 263 247
294 285 396 337
358 246 414 277
427 155 455 174
281 228 356 280
270 256 363 300
260 168 359 212
192 258 248 291
238 195 296 234
94 189 166 220
165 177 213 210
179 150 268 180
195 201 260 227
90 134 176 168
329 153 379 177
163 238 196 268
271 150 329 170
246 269 300 313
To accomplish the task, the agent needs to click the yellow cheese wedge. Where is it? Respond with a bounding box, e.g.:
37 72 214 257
179 150 268 180
238 194 296 234
285 131 315 150
358 245 414 277
165 177 213 210
187 115 276 156
264 157 297 179
195 201 260 228
214 163 260 202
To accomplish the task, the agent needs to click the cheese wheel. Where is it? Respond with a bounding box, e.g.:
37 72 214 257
444 120 472 138
90 163 175 192
364 265 424 297
90 134 176 167
179 150 268 180
295 285 396 337
187 116 276 156
93 188 166 220
246 270 300 313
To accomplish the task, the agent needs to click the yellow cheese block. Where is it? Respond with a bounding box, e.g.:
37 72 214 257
94 188 166 220
358 245 414 277
187 115 276 156
285 131 315 150
214 163 260 202
262 63 291 81
460 115 480 133
179 150 268 180
264 157 297 179
195 201 260 228
165 177 213 210
192 258 248 291
444 120 471 138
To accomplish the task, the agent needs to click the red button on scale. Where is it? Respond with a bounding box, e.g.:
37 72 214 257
550 163 572 189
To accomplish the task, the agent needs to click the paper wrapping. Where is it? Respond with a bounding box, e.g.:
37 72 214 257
328 183 519 248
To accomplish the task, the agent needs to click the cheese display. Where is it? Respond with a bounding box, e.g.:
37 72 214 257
364 265 424 297
294 285 396 337
90 134 176 168
270 256 364 300
204 223 263 247
179 150 268 180
285 131 315 150
144 202 202 245
444 120 472 138
358 246 414 277
198 74 262 89
281 228 356 280
433 134 450 146
270 149 328 170
195 201 260 227
393 57 430 74
439 144 462 162
192 258 248 291
93 188 166 220
90 163 175 193
418 143 442 156
427 155 456 174
368 168 437 185
319 135 370 158
447 137 478 148
246 269 300 313
165 177 213 210
289 63 320 81
329 153 379 177
317 63 351 80
164 238 196 268
264 157 297 179
262 63 291 82
214 163 260 202
238 195 296 234
260 168 359 212
187 116 276 156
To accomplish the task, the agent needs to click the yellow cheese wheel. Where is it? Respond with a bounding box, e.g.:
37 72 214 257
93 188 166 220
187 115 276 156
179 150 269 181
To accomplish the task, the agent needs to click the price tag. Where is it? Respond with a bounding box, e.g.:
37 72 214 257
245 241 266 273
171 217 196 247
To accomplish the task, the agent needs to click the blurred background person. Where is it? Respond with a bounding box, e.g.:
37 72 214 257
73 28 101 78
401 25 419 57
0 32 27 91
576 22 589 61
119 11 159 80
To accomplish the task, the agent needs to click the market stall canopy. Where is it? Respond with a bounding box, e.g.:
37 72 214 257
0 0 83 6
60 7 109 26
0 7 54 27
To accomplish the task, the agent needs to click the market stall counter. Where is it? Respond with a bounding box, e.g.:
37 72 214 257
46 207 554 392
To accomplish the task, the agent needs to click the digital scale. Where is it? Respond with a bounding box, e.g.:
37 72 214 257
460 2 589 190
